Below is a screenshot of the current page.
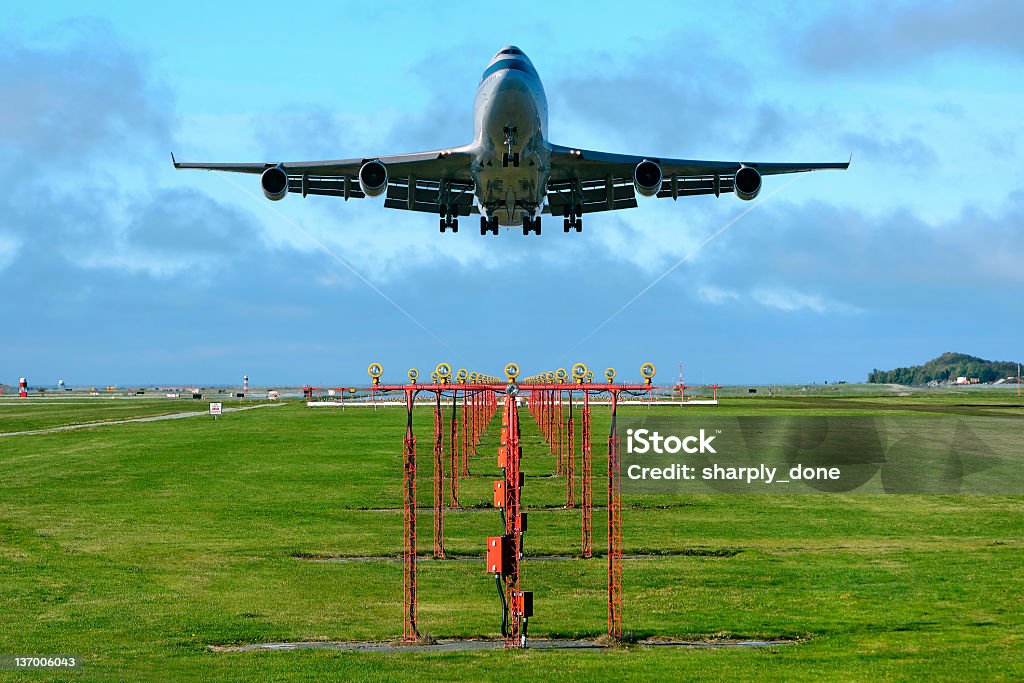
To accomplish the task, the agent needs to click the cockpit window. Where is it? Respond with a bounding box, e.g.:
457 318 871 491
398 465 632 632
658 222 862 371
499 47 523 56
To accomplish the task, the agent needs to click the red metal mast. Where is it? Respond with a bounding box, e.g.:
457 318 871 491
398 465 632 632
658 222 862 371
565 388 576 508
503 392 528 647
581 388 593 558
432 396 445 559
607 389 623 639
402 387 418 642
461 392 470 476
449 390 460 509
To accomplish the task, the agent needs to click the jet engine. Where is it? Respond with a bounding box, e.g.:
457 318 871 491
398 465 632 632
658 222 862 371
734 165 762 201
359 160 388 197
633 160 663 197
260 165 288 201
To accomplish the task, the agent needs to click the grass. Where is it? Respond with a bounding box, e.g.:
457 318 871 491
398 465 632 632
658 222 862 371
0 396 267 433
0 395 1021 680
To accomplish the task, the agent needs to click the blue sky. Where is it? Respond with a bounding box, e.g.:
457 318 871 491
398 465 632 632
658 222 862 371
1 1 1022 387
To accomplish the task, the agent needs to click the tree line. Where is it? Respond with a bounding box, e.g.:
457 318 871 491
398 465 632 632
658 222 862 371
868 352 1019 385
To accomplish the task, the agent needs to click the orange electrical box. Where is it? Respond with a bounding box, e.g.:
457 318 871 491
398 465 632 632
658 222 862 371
510 590 534 618
486 535 512 575
493 480 505 508
498 445 522 470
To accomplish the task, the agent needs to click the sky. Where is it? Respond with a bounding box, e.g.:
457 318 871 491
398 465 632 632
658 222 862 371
1 0 1022 387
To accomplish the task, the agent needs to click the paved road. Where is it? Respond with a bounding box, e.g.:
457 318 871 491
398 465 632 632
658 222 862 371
0 402 283 438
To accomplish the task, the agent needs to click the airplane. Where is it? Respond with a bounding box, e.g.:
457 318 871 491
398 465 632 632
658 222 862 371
173 46 849 236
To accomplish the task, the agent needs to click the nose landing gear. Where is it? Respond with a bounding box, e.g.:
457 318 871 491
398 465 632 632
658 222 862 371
502 126 520 167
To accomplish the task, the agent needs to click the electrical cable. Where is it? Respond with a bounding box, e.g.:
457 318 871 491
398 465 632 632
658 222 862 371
496 573 508 638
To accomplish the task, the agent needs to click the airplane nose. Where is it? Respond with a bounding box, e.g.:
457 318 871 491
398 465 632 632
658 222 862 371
494 69 531 92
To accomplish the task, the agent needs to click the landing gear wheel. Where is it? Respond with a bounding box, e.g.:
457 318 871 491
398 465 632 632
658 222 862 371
575 219 583 233
439 218 446 233
480 216 488 235
451 218 458 233
501 153 509 167
563 218 571 233
512 152 520 168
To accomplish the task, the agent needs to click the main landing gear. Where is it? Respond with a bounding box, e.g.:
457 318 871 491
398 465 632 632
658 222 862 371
523 216 541 236
439 205 459 233
563 204 583 233
480 216 499 235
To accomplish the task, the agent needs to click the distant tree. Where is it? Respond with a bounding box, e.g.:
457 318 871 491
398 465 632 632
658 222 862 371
867 353 1020 385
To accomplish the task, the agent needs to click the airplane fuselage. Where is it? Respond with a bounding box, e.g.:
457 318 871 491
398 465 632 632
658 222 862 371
471 47 549 226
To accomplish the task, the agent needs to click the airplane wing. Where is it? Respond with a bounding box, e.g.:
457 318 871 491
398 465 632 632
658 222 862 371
172 145 480 216
545 143 849 215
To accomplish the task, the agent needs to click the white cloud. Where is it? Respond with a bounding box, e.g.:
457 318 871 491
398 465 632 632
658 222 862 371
0 233 20 272
696 284 741 305
751 287 861 315
693 282 861 315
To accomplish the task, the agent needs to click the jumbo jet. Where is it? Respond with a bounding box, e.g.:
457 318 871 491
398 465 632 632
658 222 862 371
174 46 848 236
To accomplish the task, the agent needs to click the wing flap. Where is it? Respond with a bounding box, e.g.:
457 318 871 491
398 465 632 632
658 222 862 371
384 178 477 215
287 175 366 199
546 177 637 214
656 174 736 199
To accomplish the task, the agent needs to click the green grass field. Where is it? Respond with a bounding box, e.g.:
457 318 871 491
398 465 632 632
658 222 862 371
0 395 1022 681
0 397 265 433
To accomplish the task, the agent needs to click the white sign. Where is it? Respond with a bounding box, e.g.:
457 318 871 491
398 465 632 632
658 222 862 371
209 402 223 416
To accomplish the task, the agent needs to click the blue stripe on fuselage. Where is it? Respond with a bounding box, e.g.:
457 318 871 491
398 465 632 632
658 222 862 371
480 58 538 83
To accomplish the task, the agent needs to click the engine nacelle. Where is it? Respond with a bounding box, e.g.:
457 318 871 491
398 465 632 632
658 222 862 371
359 160 388 197
734 165 762 201
261 165 288 201
633 160 663 197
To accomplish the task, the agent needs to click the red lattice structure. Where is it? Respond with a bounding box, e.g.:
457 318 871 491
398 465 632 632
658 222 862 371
461 395 470 476
607 391 624 639
449 396 460 509
432 397 445 559
401 388 418 642
370 362 654 645
373 368 500 643
520 366 654 641
565 400 576 509
581 390 593 557
501 394 528 647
